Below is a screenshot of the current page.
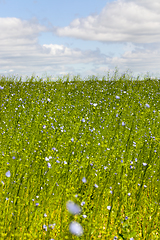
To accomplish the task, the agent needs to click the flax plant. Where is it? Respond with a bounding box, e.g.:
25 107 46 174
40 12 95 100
0 73 159 239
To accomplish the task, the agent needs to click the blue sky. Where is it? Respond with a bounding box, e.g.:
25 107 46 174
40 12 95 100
0 0 160 79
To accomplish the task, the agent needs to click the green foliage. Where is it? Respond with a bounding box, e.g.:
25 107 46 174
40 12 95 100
0 73 160 239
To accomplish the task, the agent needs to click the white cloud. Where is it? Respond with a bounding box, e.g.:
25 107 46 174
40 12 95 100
0 17 47 41
50 0 160 77
1 4 160 79
54 0 160 44
131 0 160 13
0 17 107 77
106 46 160 75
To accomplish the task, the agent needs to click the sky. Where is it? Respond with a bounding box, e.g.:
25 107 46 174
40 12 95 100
0 0 160 79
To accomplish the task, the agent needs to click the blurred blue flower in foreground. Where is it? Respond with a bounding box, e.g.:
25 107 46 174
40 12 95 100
0 86 4 89
69 221 83 236
6 170 11 177
66 200 81 215
66 201 83 236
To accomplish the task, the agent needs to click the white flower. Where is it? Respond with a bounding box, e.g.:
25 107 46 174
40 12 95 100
66 201 81 215
93 103 98 107
107 206 111 210
81 201 85 206
47 162 51 168
69 221 83 236
82 177 87 183
6 170 11 177
43 224 47 231
143 163 147 166
49 223 56 229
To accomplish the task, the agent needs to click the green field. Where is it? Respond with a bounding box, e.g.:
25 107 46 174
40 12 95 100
0 74 160 239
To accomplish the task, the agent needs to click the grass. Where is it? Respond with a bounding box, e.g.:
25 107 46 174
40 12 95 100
0 73 160 239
